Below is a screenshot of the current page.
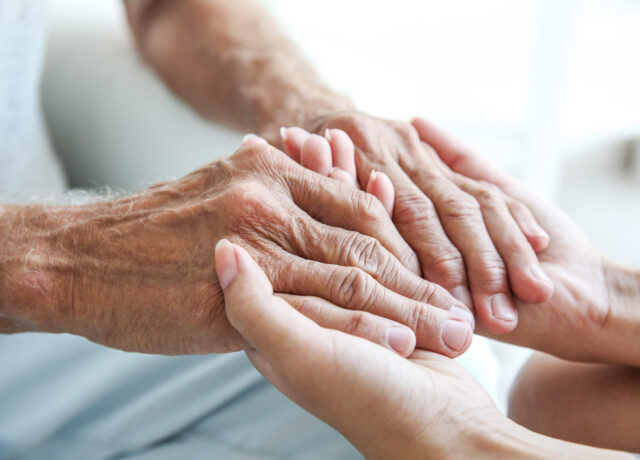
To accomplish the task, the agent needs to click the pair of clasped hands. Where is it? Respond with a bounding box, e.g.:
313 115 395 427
42 110 622 457
213 115 627 458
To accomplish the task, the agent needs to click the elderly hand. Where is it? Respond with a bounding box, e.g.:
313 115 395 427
0 142 473 356
277 113 554 335
215 240 629 460
412 117 640 366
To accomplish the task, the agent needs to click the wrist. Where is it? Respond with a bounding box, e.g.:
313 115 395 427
255 86 354 145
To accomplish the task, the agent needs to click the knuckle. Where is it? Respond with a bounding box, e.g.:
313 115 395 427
394 193 438 227
475 251 508 286
239 143 281 163
408 302 436 336
440 193 481 219
354 190 386 222
225 182 268 214
345 234 387 274
331 268 377 309
507 197 528 216
390 120 416 141
475 183 503 205
413 281 439 306
428 251 467 285
502 230 527 254
344 311 371 336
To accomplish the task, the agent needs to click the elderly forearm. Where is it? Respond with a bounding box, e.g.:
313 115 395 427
0 203 77 334
123 0 353 138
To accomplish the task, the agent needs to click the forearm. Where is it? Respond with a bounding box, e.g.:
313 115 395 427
443 417 634 460
124 0 353 138
603 259 640 366
0 203 76 334
509 353 640 452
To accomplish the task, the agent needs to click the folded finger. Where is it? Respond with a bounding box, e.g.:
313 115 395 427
280 294 416 357
272 255 473 357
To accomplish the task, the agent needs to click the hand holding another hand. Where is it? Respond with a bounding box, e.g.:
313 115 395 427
273 111 555 335
3 141 472 357
412 118 640 366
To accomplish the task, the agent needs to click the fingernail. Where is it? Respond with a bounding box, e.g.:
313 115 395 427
324 128 332 142
530 264 552 286
241 133 266 146
490 294 516 322
279 126 288 142
387 326 415 355
215 239 238 289
451 285 473 308
441 320 471 352
451 305 475 330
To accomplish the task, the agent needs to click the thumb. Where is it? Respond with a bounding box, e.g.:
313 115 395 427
215 239 325 360
410 117 512 187
410 117 547 214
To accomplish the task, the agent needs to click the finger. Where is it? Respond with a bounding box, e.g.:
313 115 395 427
506 197 550 252
241 133 268 147
272 255 473 357
301 134 333 176
279 294 416 357
376 160 473 307
405 166 519 334
411 117 532 202
286 169 421 275
410 117 511 187
215 239 329 362
280 126 311 163
325 128 357 181
456 178 554 303
412 117 551 250
286 216 473 325
347 148 474 307
366 170 394 216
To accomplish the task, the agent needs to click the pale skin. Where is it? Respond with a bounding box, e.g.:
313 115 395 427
237 124 640 457
214 242 633 460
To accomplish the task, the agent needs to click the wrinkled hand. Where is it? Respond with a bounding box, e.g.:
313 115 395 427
215 239 501 460
274 112 554 334
18 143 473 356
412 117 640 365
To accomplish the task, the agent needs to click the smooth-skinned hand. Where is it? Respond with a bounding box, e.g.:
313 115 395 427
215 239 500 460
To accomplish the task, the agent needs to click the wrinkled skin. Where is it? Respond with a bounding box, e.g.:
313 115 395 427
411 117 640 365
3 143 471 356
267 111 555 335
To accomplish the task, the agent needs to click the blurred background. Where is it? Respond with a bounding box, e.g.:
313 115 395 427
42 0 640 411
